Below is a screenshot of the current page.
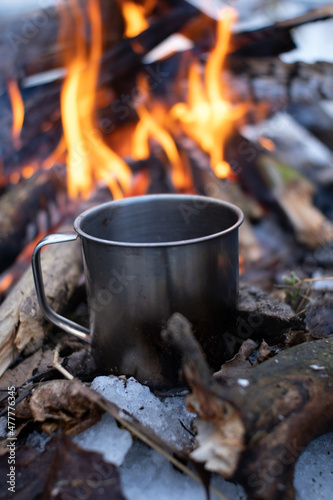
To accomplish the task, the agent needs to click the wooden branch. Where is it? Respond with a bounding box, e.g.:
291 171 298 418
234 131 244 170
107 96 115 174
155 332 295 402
0 189 112 377
163 313 333 500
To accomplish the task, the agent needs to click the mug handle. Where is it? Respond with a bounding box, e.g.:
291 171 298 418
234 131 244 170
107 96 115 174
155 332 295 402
32 232 91 343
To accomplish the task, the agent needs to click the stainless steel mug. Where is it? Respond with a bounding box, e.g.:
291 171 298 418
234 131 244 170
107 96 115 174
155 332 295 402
32 194 243 388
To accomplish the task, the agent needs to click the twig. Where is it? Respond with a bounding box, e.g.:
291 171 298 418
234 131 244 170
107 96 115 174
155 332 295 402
53 344 74 380
296 284 312 315
52 360 230 500
298 276 333 285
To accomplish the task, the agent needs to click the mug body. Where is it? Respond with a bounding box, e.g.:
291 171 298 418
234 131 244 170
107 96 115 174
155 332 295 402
74 194 243 388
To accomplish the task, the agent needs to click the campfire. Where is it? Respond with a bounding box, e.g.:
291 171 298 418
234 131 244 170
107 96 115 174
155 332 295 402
0 1 333 499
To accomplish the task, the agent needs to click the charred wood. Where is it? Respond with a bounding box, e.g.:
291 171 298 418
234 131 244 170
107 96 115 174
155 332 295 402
231 5 333 58
226 58 333 106
99 2 200 89
0 166 68 273
287 103 333 152
237 283 303 343
0 0 199 94
0 0 124 92
177 135 263 263
0 81 62 169
225 133 333 249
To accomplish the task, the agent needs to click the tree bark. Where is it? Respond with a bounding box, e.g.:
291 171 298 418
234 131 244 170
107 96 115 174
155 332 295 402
163 313 333 500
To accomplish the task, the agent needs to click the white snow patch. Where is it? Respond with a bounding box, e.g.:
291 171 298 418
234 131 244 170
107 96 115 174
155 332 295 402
237 378 250 387
91 376 195 451
281 20 333 63
295 433 333 500
120 440 247 500
309 365 325 371
74 413 133 466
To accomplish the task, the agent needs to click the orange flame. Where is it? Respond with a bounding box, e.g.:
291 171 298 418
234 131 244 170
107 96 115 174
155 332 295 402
171 7 244 179
129 170 151 197
7 78 24 147
0 273 14 295
43 136 66 169
120 0 149 37
61 0 131 199
130 73 192 191
132 104 192 191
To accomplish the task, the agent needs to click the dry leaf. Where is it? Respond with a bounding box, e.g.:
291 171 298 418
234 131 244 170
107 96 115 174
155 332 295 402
185 361 245 479
213 339 257 381
16 379 103 434
0 433 126 500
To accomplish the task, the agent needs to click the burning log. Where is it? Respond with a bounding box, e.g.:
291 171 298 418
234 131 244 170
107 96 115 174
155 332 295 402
0 188 111 377
0 167 68 273
177 136 263 263
100 2 200 89
0 0 200 93
0 0 124 92
0 82 62 170
163 313 333 500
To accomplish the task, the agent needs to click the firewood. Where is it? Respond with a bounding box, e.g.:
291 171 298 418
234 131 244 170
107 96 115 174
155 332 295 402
226 134 333 249
0 188 112 377
163 312 333 500
178 136 263 263
226 58 333 107
0 82 62 169
0 167 68 273
97 2 200 88
0 0 199 93
278 176 333 248
231 5 333 58
287 103 333 152
0 220 82 378
0 0 124 92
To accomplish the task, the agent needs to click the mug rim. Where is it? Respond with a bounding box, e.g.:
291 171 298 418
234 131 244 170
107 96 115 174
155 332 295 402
74 193 244 248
